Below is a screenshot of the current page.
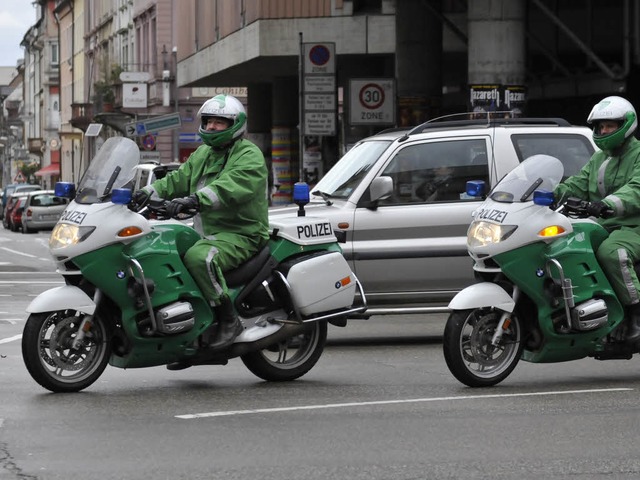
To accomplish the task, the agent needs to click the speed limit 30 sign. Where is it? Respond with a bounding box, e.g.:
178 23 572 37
349 79 395 125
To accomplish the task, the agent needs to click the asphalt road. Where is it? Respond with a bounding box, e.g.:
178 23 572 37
2 228 640 479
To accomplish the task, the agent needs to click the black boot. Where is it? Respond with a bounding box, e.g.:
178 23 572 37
207 295 243 350
166 360 193 371
625 303 640 345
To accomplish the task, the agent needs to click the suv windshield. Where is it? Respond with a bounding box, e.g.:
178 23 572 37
490 155 564 203
312 140 391 199
75 137 140 204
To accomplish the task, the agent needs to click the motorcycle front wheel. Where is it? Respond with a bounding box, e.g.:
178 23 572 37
443 308 523 388
22 310 111 393
241 321 327 381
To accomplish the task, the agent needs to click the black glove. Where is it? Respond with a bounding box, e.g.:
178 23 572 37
586 201 613 218
166 195 200 218
129 189 151 211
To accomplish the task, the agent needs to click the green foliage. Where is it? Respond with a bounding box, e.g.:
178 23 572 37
19 162 39 184
92 60 122 105
93 80 115 104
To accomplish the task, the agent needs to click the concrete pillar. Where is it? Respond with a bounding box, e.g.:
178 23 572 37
272 76 299 126
468 0 526 114
395 0 443 124
247 83 272 134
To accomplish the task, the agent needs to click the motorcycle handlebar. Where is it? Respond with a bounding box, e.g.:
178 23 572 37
561 197 614 219
136 198 198 221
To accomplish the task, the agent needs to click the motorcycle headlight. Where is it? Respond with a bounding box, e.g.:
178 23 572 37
467 221 517 248
49 223 96 249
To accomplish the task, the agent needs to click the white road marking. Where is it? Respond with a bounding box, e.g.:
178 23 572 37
0 281 63 284
0 335 22 345
0 247 36 258
0 272 60 275
175 388 633 419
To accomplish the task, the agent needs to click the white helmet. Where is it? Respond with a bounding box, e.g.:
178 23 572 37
197 94 247 148
587 96 637 152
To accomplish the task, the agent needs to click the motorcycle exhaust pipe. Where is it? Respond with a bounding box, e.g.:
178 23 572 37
225 321 312 359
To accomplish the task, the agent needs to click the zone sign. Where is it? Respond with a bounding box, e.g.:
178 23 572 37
349 79 395 125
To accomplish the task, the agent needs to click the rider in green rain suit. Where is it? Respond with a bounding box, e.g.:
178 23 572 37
555 96 640 344
131 94 269 357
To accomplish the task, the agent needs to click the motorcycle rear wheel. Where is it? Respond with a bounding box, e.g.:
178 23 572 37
22 310 111 393
241 321 327 381
443 308 523 387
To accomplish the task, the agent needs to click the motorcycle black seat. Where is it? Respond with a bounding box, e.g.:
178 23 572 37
224 245 272 288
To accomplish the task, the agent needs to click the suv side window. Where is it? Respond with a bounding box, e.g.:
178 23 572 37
511 133 595 178
137 169 152 190
380 139 489 204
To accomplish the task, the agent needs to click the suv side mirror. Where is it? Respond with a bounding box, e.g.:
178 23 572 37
370 176 393 202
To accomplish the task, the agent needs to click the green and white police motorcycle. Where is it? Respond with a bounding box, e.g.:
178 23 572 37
444 154 639 387
22 137 366 393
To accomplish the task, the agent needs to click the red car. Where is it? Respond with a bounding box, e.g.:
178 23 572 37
3 193 27 230
6 195 27 232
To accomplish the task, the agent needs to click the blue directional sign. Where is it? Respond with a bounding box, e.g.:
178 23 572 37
124 112 182 137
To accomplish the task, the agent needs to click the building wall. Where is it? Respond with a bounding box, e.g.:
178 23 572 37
177 0 339 64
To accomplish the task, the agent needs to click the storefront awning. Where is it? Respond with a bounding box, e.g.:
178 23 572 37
34 163 60 177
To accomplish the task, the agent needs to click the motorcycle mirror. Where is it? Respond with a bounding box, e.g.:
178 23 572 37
55 181 76 199
533 189 555 206
112 188 133 205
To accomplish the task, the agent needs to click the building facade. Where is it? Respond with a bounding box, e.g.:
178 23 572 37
2 0 639 199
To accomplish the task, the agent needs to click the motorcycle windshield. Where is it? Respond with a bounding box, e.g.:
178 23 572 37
74 137 140 204
490 155 564 203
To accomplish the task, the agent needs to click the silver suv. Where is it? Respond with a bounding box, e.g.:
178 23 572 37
270 117 597 316
133 161 181 190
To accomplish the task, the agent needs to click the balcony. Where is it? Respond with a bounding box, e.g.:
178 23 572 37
70 103 94 131
27 137 44 154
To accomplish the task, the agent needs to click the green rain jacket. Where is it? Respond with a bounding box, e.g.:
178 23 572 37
147 139 269 249
555 137 640 231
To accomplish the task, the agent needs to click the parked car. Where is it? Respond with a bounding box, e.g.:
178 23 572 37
3 193 28 230
21 190 70 233
5 194 29 232
1 184 42 220
269 116 598 316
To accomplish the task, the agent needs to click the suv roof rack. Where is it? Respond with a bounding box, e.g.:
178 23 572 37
406 115 572 136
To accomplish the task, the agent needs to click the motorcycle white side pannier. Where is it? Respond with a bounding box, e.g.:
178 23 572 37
283 251 356 316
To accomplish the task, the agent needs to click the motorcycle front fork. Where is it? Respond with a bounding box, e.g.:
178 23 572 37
71 290 103 350
490 286 519 346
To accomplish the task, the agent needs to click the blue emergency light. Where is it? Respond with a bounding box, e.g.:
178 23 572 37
55 182 76 199
466 180 486 198
112 188 133 205
293 182 310 217
533 189 555 206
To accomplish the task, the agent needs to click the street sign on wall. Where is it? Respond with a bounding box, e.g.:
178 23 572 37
122 83 148 108
120 71 150 83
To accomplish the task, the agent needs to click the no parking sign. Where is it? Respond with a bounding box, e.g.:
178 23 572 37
349 79 395 125
141 134 156 151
